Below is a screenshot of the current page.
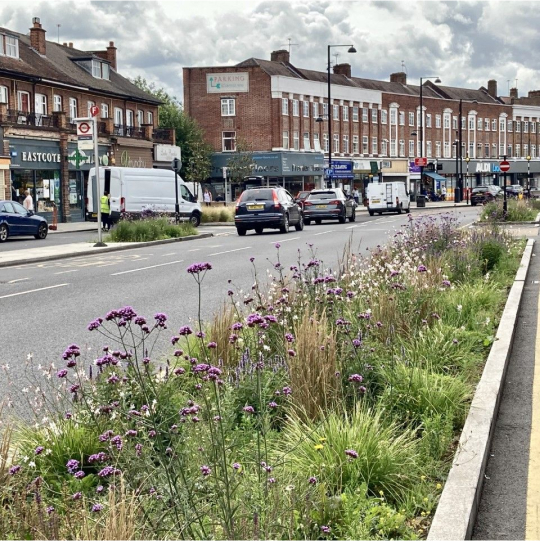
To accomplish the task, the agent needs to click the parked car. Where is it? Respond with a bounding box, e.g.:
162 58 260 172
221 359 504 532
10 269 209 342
234 187 304 236
470 186 502 206
0 200 49 242
294 190 311 209
504 184 524 197
302 188 356 224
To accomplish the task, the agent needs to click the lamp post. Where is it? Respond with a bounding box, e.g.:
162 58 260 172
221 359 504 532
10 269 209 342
453 138 459 204
526 155 531 197
326 44 356 188
419 76 441 198
465 155 470 204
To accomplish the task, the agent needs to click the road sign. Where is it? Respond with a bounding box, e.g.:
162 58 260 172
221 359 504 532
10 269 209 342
171 157 181 171
500 160 510 172
90 105 100 117
414 157 428 167
76 121 93 137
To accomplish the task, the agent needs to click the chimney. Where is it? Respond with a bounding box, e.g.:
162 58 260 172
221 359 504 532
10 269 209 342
390 72 407 85
510 87 518 99
107 41 117 70
270 49 290 64
68 42 73 48
63 42 67 47
30 17 46 55
528 90 540 100
333 63 351 78
487 79 497 98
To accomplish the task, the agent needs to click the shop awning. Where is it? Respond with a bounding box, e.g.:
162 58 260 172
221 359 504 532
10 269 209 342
423 172 446 182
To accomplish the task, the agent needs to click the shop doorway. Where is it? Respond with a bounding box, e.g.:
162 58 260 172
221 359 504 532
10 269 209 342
68 171 85 222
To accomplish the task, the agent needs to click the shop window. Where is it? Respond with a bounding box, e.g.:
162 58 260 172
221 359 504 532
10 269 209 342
11 169 60 215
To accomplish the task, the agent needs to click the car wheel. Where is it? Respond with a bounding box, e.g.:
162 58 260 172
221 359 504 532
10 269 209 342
237 227 247 236
280 214 290 234
255 227 264 235
368 210 374 216
0 223 8 242
349 211 356 223
35 223 48 240
294 214 304 231
397 205 402 214
338 214 346 224
304 218 311 226
189 212 201 227
315 219 322 225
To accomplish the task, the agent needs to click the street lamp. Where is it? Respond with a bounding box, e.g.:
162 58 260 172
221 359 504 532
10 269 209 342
325 43 356 188
465 155 470 204
453 138 459 204
419 76 441 197
526 155 531 197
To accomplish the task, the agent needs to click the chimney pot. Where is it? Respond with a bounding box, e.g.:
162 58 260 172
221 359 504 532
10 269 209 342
390 72 407 85
63 42 67 46
270 49 290 64
333 63 351 78
106 41 117 70
69 42 73 48
30 16 46 55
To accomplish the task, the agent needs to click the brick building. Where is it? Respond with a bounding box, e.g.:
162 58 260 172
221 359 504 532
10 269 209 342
184 49 540 199
0 17 176 223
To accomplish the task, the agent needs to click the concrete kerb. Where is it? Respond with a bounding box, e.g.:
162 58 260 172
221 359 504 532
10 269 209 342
427 238 535 540
0 233 214 268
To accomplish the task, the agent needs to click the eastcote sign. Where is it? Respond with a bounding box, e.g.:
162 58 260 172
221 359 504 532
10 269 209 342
206 72 249 93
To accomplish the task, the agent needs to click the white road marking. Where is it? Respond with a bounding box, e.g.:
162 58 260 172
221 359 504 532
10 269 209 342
313 230 335 236
209 247 252 256
162 252 176 256
54 270 79 275
111 260 184 276
7 278 29 283
346 225 358 229
188 248 201 252
0 283 69 299
269 237 300 243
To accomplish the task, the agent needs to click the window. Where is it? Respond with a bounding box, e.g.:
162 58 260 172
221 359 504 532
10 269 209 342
293 131 299 151
477 143 482 158
292 99 299 117
101 103 109 119
352 106 359 122
6 36 19 58
533 122 537 134
508 120 513 132
371 136 377 154
390 109 397 124
436 141 441 158
524 144 528 157
312 102 319 119
453 117 457 129
282 131 289 149
525 121 529 133
222 131 236 151
362 107 369 122
435 115 441 128
499 118 506 132
126 110 134 127
477 118 482 130
323 133 329 152
221 98 235 116
409 112 415 126
485 119 490 131
53 94 62 112
102 63 110 79
333 104 339 120
381 110 387 124
0 85 8 104
408 139 415 157
461 117 466 129
343 135 349 154
426 114 432 128
303 101 309 118
444 141 450 158
533 145 537 158
516 120 521 132
91 59 110 80
333 134 339 153
444 114 450 129
427 141 432 157
492 119 497 131
114 106 123 127
399 139 405 157
381 139 388 156
390 140 396 157
342 106 349 122
35 93 47 115
469 142 474 157
69 97 78 120
492 143 497 158
372 108 377 123
17 91 30 112
282 98 288 115
322 103 328 117
516 144 521 158
303 132 310 150
468 117 475 130
352 135 359 154
313 133 320 151
137 110 143 126
485 143 490 157
399 111 405 125
147 111 153 125
362 136 369 154
500 143 505 156
87 100 95 116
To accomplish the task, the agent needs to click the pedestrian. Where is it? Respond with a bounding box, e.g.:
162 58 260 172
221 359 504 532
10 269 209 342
203 189 212 207
441 185 447 201
353 188 360 205
100 190 110 231
23 190 34 211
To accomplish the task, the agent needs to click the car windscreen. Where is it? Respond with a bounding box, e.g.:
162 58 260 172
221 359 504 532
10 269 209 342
239 189 274 202
307 191 338 200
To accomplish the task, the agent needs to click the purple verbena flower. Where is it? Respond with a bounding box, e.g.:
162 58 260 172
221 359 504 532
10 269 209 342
345 449 359 459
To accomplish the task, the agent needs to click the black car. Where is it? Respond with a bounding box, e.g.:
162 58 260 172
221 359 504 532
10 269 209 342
302 188 356 225
294 190 311 209
0 200 49 242
234 187 304 236
470 186 502 206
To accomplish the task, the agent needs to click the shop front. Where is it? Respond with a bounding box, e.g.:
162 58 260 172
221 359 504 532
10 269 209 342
328 159 354 193
111 140 153 169
9 138 61 223
67 143 111 222
210 151 324 200
353 160 381 200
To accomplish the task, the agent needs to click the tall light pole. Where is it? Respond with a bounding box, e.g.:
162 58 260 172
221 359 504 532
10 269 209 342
465 155 470 204
457 99 463 203
419 76 441 197
453 138 459 204
527 155 531 197
326 44 356 188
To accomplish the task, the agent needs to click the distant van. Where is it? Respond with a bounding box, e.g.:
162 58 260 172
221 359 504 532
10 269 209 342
366 181 410 216
87 167 202 226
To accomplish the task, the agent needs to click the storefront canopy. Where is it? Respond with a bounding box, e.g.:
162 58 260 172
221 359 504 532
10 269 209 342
424 172 446 182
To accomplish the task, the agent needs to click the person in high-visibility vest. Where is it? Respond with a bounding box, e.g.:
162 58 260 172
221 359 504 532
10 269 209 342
101 191 110 231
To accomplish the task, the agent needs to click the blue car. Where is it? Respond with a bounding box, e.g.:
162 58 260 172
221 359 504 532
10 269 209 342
0 200 49 242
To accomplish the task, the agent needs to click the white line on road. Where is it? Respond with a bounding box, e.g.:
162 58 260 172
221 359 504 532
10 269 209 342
269 237 300 244
7 278 29 283
111 260 184 276
162 253 176 256
209 247 252 256
313 230 335 236
346 225 358 229
54 270 79 275
188 248 201 252
0 283 69 299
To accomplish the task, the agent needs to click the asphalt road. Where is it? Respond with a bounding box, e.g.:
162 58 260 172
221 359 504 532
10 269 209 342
1 230 101 251
0 207 479 419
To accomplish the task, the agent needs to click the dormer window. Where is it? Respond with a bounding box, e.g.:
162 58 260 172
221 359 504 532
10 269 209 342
1 34 19 59
92 59 110 80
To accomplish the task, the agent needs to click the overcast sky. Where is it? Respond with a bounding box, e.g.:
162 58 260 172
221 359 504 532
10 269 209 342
3 1 540 102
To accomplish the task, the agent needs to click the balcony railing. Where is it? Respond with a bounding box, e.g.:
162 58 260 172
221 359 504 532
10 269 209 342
125 126 144 139
153 128 175 144
3 109 58 128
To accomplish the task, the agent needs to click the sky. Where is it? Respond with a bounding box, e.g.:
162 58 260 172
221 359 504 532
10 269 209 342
2 0 540 103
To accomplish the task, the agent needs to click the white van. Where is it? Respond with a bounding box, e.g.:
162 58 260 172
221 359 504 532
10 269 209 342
87 167 202 226
366 181 410 216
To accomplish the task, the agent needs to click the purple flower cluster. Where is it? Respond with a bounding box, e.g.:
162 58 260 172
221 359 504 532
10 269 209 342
66 459 80 473
88 452 108 463
345 449 359 459
348 374 363 383
187 262 212 274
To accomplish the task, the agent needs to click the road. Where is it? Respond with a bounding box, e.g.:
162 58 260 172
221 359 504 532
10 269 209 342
0 207 479 419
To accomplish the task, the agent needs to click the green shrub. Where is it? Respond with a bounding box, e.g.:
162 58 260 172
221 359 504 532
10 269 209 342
481 199 537 222
107 217 196 242
479 239 505 272
201 206 234 223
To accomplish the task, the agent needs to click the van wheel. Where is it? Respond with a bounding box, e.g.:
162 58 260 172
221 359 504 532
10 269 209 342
368 210 374 216
189 213 201 227
237 227 247 236
349 211 356 223
315 219 322 225
406 206 410 213
397 205 402 214
255 227 263 234
0 224 8 242
304 218 311 225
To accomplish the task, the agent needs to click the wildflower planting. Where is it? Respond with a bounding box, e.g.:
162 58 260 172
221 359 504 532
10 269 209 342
107 217 197 242
0 213 525 539
201 205 234 223
480 198 538 222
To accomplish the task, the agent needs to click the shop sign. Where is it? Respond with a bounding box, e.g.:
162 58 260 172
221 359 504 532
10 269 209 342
409 161 421 173
67 144 110 169
206 72 249 93
329 160 353 179
120 150 147 168
21 151 61 163
155 144 181 162
8 139 61 169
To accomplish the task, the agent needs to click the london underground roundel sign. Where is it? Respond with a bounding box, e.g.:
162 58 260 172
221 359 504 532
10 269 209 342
499 160 510 172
